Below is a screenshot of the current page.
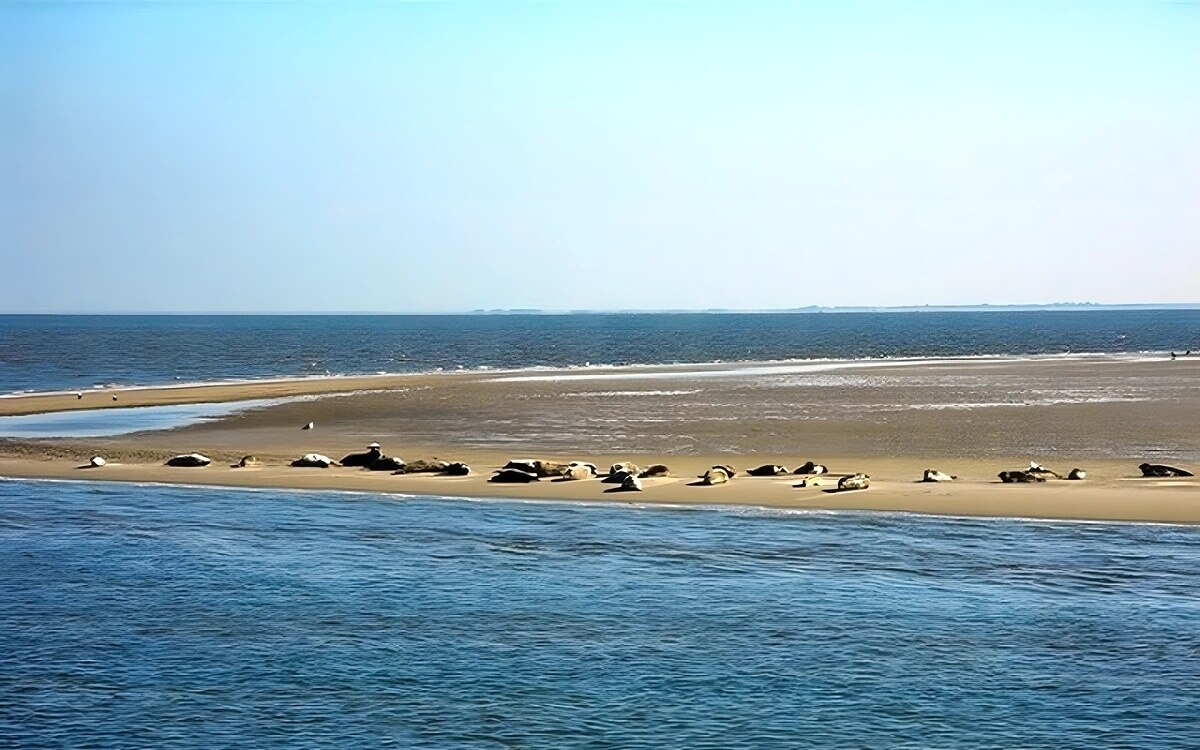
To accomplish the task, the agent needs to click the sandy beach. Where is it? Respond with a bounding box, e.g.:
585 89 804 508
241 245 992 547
2 356 1198 524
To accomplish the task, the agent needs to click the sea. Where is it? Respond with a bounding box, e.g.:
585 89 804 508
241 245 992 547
3 311 1200 747
1 479 1198 748
1 310 1198 394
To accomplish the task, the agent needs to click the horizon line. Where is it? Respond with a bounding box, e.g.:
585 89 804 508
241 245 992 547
2 303 1199 316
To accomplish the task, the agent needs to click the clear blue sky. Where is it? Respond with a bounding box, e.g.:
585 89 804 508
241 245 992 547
2 1 1197 312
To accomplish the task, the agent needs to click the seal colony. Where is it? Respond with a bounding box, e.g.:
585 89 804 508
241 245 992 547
67 441 1196 503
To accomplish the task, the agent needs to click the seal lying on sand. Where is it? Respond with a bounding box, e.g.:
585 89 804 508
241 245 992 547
603 470 634 485
562 463 595 481
620 474 643 492
1026 462 1062 479
490 468 540 483
794 462 827 475
699 466 731 485
747 464 789 476
998 470 1045 483
1067 468 1087 480
233 455 260 468
837 473 870 491
608 462 640 478
1139 463 1194 477
292 453 336 468
368 456 407 472
442 462 471 476
341 443 383 468
794 476 823 488
395 459 449 474
638 464 671 478
166 453 211 467
504 459 568 478
921 469 955 482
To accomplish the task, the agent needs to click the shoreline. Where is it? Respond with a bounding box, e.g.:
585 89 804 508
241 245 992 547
2 453 1197 525
4 472 1198 528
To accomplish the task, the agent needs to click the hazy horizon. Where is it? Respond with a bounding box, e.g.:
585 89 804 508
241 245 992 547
4 1 1198 313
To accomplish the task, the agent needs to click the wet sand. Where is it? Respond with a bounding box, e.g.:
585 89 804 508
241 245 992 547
2 356 1198 523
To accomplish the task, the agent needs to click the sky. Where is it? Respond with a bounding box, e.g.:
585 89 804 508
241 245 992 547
2 0 1198 313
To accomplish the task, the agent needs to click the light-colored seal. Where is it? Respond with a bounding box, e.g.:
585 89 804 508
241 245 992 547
794 476 823 488
563 464 594 481
700 467 730 485
302 422 315 430
395 459 449 474
608 462 641 478
166 453 211 467
234 455 260 468
89 456 106 467
921 469 955 482
837 473 870 491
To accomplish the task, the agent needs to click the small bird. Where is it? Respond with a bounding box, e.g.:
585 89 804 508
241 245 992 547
302 421 314 430
75 392 83 400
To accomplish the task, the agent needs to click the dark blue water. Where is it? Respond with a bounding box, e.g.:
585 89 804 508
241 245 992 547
2 311 1198 394
2 480 1198 748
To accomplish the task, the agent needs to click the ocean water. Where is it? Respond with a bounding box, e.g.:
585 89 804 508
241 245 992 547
2 310 1198 394
2 479 1198 749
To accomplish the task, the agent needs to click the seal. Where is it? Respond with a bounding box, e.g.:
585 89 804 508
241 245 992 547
638 464 671 478
921 469 955 482
794 476 823 488
341 443 384 468
503 459 568 478
608 462 641 478
442 462 471 476
88 456 106 467
793 462 827 475
1067 468 1086 480
233 455 260 468
291 453 336 468
395 459 449 474
699 467 731 485
489 468 540 483
747 465 789 476
1026 462 1061 479
620 474 644 492
998 470 1045 483
562 464 595 481
837 473 870 491
603 469 634 485
166 453 211 467
1139 463 1194 477
368 456 407 472
302 422 314 430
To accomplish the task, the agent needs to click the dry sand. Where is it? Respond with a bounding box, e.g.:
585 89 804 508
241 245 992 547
2 357 1198 523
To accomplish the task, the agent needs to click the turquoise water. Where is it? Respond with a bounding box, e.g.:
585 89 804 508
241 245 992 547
2 479 1198 748
2 311 1197 393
